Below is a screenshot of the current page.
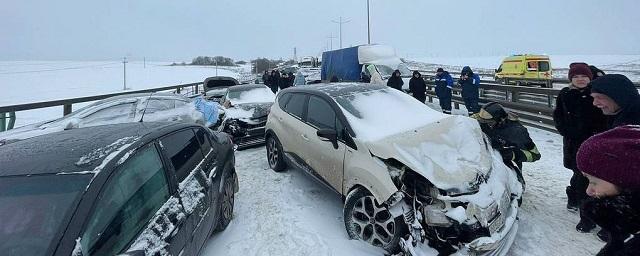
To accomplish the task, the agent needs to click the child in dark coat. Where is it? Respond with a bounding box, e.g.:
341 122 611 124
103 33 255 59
577 125 640 256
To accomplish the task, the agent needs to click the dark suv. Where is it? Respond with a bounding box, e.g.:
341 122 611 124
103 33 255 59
0 122 237 256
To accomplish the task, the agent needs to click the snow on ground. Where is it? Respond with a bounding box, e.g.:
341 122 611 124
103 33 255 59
0 61 239 126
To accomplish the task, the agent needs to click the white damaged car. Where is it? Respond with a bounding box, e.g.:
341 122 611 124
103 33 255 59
264 83 522 255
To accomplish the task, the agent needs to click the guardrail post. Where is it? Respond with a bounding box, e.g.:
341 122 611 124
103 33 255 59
195 84 199 94
548 95 554 108
176 87 181 94
8 112 15 130
63 104 72 116
511 91 519 102
0 113 6 132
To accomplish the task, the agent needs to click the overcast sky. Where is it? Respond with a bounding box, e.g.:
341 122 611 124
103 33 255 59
1 0 638 62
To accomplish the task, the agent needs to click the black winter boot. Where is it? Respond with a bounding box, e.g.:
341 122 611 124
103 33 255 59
597 229 610 242
576 217 596 233
566 186 579 212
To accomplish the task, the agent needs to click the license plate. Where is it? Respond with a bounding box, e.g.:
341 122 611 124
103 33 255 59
489 212 506 234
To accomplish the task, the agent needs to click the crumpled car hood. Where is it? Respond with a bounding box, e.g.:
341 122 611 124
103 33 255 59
225 102 273 123
366 115 493 193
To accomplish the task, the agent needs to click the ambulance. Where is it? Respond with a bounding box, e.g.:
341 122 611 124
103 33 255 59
494 55 553 87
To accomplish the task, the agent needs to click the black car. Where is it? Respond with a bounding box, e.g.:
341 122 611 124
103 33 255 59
0 122 237 256
216 84 275 149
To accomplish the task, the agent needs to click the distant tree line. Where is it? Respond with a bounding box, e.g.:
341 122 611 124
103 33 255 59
190 56 237 66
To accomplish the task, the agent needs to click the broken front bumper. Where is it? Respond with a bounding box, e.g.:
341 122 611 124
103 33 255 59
461 199 519 256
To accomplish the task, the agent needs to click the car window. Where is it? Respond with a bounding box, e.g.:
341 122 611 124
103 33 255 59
82 103 135 123
194 128 215 177
160 129 205 182
143 99 175 113
283 93 306 119
278 93 293 109
538 61 550 72
81 145 169 256
307 96 336 130
0 175 91 256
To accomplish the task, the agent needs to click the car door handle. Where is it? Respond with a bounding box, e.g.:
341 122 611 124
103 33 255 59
301 134 309 141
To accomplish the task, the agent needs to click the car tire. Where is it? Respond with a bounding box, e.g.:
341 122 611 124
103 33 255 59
214 172 236 232
266 135 286 172
343 187 407 253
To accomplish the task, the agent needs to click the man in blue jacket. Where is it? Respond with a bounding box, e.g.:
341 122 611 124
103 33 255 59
458 66 481 115
435 68 454 114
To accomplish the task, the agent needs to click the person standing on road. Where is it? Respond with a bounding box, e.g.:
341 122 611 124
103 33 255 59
387 69 404 91
552 62 608 232
279 72 290 90
458 66 481 115
288 72 296 87
269 70 280 94
435 68 454 114
590 74 640 128
577 125 640 256
409 71 427 103
262 70 270 86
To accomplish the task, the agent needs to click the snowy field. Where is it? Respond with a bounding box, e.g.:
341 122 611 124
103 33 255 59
0 60 625 255
0 61 249 126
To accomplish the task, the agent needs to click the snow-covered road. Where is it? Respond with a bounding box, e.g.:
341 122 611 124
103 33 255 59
203 127 604 256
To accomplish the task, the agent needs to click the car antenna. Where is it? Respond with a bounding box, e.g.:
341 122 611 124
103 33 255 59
139 92 154 122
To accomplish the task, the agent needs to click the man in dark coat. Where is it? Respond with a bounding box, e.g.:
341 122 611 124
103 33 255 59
279 72 291 90
408 71 427 103
262 70 270 87
472 102 541 186
553 63 608 231
577 125 640 256
288 72 295 87
590 74 640 128
458 66 481 115
435 68 454 114
387 70 404 91
269 70 280 94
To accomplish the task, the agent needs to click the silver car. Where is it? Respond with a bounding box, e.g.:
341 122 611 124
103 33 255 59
264 83 522 255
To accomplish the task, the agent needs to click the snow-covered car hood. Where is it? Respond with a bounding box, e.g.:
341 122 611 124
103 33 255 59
224 102 272 123
366 115 493 193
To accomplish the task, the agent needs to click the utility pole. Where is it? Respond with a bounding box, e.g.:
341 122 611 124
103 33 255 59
143 57 146 68
367 0 371 44
327 35 336 50
123 57 128 90
332 16 351 49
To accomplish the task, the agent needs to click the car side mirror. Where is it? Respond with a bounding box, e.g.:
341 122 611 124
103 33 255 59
317 129 338 149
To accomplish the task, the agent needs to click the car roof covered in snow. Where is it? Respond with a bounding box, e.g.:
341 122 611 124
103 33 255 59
0 122 189 177
290 82 387 98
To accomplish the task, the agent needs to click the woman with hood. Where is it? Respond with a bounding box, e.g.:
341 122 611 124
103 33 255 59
387 69 404 91
409 71 427 103
553 62 608 232
457 66 481 115
577 125 640 255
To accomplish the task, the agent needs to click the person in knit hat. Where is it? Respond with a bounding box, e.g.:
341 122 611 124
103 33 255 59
590 74 640 128
553 62 609 232
577 125 640 255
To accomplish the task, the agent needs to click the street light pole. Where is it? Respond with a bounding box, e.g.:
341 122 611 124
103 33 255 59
332 16 351 49
122 57 128 90
367 0 371 44
327 35 336 50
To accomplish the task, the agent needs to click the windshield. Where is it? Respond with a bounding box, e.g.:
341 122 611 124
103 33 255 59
0 174 91 255
376 64 411 79
227 87 275 105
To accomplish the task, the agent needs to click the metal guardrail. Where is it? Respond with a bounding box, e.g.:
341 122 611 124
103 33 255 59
422 79 560 132
0 82 202 129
